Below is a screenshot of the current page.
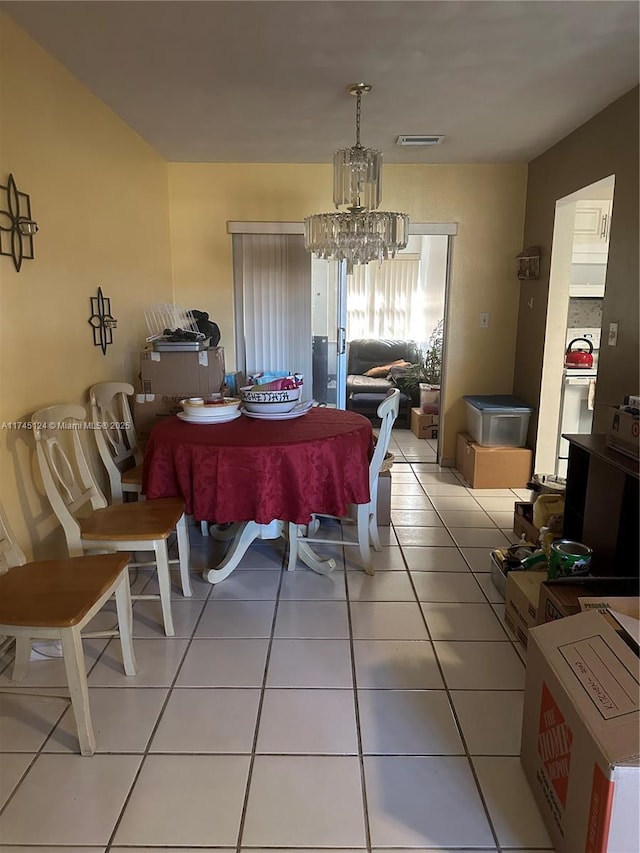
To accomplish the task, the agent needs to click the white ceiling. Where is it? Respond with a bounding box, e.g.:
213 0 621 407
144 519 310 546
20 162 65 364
3 1 638 164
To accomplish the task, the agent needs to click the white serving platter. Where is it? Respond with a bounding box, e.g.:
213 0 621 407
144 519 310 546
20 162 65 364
177 410 241 425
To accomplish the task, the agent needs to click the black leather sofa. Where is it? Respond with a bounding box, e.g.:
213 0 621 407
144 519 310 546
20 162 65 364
346 338 421 424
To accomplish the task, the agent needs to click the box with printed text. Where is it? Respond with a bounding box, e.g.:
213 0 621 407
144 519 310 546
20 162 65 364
410 408 439 440
605 407 640 461
505 570 547 649
537 577 640 625
521 610 640 853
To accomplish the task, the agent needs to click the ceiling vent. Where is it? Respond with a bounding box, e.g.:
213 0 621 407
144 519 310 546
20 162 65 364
396 135 445 146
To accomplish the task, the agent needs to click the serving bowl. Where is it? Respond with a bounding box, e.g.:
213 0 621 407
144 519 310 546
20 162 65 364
180 397 241 418
239 385 300 414
240 385 300 403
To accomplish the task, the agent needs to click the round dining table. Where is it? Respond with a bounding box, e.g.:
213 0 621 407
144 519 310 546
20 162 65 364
142 407 374 582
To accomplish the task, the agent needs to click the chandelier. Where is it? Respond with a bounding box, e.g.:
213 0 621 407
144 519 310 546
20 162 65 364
304 83 409 272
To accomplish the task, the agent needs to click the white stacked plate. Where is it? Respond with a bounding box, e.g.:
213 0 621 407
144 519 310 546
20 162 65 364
241 400 314 421
177 410 241 424
178 397 241 424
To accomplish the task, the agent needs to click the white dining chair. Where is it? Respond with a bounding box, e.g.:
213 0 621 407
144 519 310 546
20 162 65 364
89 383 198 591
88 382 144 503
0 502 136 755
32 404 192 637
287 388 400 575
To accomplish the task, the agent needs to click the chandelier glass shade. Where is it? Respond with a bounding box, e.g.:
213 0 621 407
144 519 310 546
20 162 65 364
304 83 409 271
333 146 381 210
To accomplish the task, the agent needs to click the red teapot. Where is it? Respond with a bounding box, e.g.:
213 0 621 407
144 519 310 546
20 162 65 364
565 338 594 368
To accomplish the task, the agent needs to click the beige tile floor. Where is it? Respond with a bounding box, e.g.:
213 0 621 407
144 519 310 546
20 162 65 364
0 430 555 852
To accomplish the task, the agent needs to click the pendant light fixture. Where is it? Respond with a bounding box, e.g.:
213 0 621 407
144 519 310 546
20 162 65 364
304 83 409 273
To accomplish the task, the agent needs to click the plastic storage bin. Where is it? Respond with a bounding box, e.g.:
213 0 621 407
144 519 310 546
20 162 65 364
463 395 533 447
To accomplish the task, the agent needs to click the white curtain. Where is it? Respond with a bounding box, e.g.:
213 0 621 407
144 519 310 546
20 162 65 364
347 256 424 340
232 234 312 391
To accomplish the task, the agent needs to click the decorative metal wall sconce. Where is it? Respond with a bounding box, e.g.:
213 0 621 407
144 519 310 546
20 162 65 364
88 287 118 355
0 174 39 272
516 246 541 281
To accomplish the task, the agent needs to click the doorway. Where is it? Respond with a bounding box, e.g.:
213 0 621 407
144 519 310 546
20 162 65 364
535 175 614 476
311 228 455 454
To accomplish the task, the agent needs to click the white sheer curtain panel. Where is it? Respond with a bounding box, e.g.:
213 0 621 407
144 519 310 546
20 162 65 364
232 234 312 390
347 257 424 340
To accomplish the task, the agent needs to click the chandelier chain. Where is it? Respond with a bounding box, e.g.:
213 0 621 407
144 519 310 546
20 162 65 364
355 90 362 148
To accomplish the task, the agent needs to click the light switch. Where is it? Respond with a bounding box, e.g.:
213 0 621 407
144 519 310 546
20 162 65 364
480 313 489 328
608 322 619 346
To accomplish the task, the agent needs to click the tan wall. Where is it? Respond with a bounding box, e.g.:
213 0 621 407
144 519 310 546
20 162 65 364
168 163 528 463
514 87 639 443
0 14 173 557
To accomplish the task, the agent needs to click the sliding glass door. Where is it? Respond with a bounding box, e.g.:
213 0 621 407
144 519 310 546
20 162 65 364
311 233 451 411
229 222 456 446
310 257 348 408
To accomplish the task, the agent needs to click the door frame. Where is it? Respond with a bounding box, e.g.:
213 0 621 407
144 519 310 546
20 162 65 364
534 176 614 475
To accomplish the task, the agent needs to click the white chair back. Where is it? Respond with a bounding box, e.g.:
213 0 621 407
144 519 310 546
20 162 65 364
287 388 400 576
89 382 143 502
32 404 107 556
369 388 400 493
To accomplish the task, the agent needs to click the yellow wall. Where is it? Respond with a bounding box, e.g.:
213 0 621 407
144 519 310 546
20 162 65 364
0 14 173 557
168 162 528 463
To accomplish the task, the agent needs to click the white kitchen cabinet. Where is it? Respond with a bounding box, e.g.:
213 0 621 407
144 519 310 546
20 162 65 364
569 263 606 297
571 199 612 264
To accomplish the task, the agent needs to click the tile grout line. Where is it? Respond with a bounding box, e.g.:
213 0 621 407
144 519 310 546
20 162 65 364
400 463 524 655
344 553 373 853
398 525 505 853
233 551 287 853
0 450 543 851
103 545 216 852
0 562 171 823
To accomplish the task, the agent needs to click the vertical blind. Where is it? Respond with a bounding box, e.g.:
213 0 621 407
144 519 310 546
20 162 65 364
347 257 424 340
232 234 312 386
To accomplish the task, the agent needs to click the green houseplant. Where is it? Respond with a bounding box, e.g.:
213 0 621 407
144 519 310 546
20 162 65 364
395 320 443 408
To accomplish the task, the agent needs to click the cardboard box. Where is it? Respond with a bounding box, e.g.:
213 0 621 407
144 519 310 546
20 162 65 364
132 394 184 441
606 407 640 460
505 570 547 649
513 501 539 543
578 597 640 641
140 347 225 396
537 577 640 625
520 610 640 853
410 408 439 440
578 597 640 620
456 432 532 489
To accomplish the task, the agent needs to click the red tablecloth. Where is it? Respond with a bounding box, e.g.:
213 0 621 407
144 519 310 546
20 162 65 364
143 408 374 525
